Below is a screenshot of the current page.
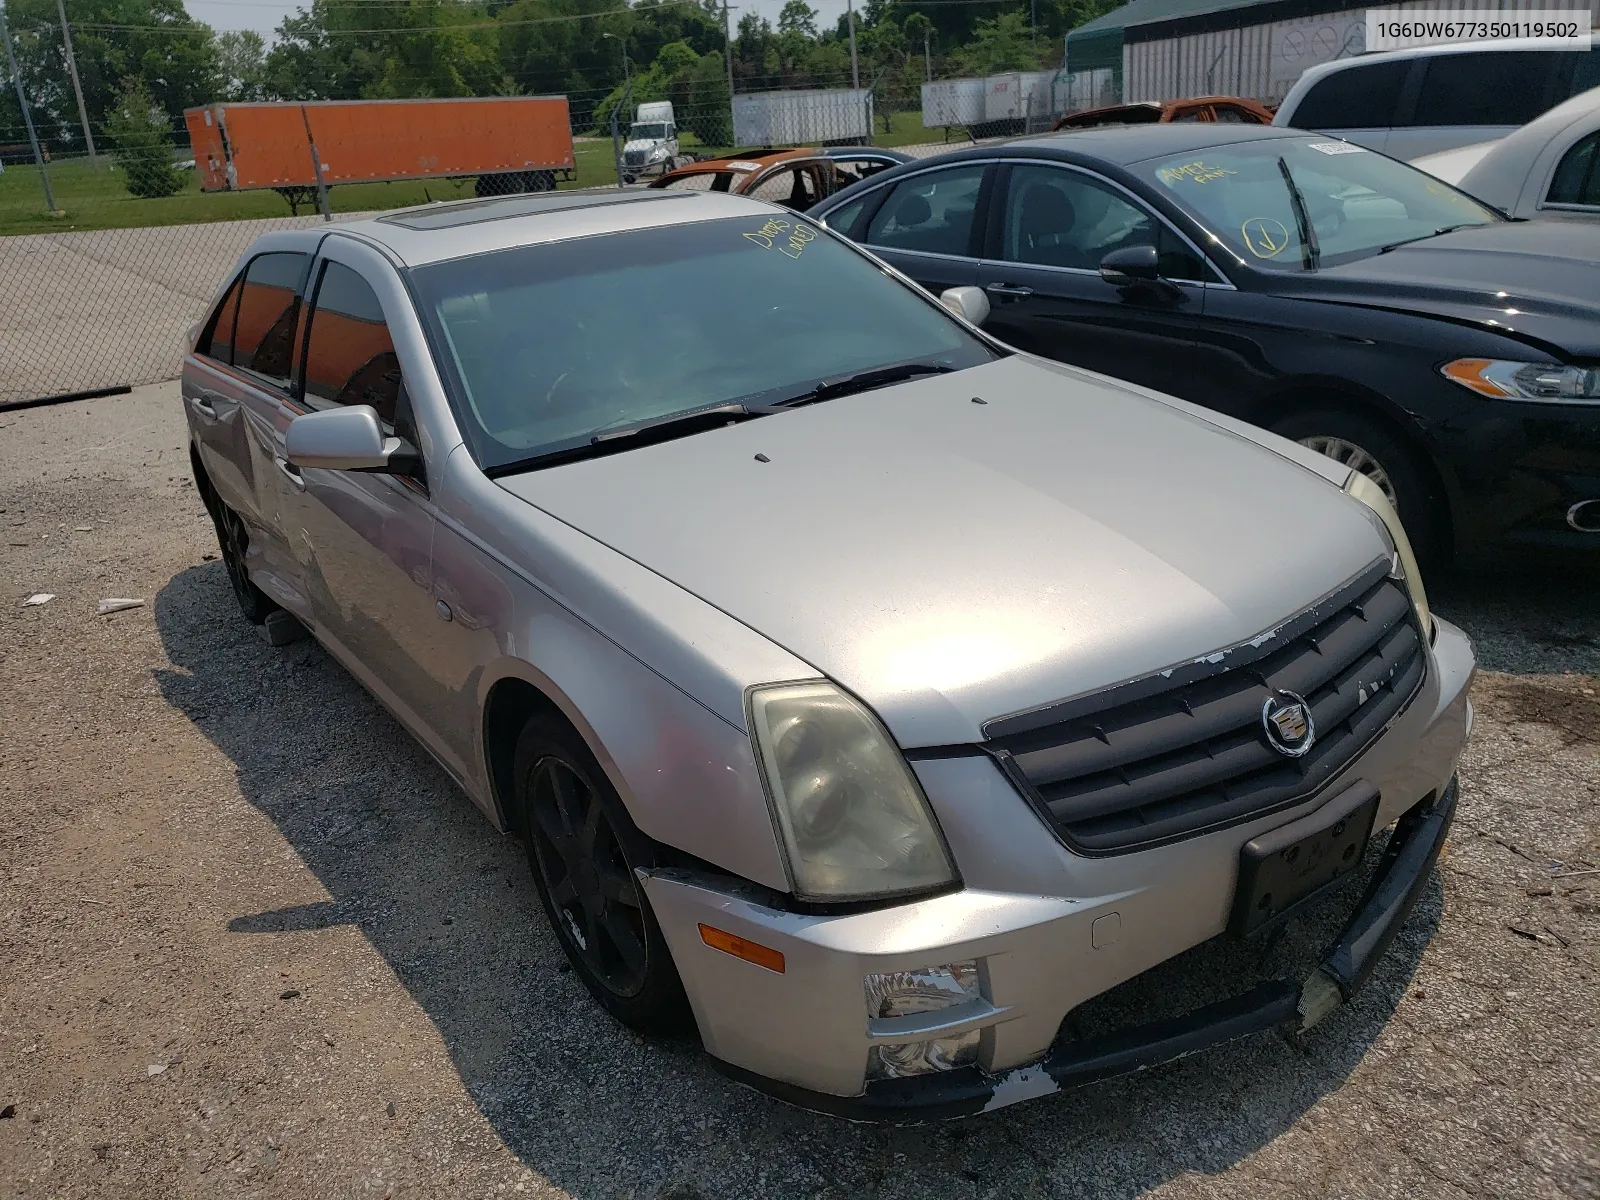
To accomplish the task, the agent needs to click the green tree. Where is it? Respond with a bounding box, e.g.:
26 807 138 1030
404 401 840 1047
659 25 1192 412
216 30 267 101
2 0 218 151
105 76 182 196
951 10 1043 75
777 0 816 38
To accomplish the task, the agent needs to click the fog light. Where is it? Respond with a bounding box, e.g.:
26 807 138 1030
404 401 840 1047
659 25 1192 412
864 961 979 1017
867 1030 980 1080
863 961 983 1080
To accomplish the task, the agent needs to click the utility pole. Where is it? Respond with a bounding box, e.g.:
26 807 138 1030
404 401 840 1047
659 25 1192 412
845 0 859 90
56 0 94 158
923 30 931 82
722 0 735 148
1 0 57 213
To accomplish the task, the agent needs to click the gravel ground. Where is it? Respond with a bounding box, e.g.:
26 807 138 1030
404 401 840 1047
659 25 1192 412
1 383 1596 1200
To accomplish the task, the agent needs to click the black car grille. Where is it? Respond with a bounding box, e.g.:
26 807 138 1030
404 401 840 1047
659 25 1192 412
984 561 1426 855
623 149 647 167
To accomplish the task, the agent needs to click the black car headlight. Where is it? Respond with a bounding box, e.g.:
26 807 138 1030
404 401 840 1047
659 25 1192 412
1443 358 1600 402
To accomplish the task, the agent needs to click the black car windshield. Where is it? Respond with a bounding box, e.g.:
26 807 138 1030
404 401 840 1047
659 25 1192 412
411 215 997 471
1136 137 1499 270
630 123 668 140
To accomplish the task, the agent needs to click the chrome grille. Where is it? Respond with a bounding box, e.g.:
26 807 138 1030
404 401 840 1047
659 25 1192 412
623 149 647 167
984 561 1426 855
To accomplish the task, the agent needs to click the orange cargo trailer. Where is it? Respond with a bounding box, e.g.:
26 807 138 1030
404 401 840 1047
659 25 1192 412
184 96 575 209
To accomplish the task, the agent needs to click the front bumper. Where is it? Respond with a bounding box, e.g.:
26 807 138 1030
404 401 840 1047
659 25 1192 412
639 617 1474 1118
716 777 1455 1121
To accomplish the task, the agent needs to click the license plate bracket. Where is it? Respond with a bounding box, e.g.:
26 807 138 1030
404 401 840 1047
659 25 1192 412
1230 780 1379 937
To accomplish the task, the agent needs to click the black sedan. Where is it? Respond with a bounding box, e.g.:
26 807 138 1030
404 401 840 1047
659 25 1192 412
809 125 1600 563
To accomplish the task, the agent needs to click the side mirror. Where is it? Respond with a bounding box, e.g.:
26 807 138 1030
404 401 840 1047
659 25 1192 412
939 285 991 327
1099 244 1161 287
286 405 413 473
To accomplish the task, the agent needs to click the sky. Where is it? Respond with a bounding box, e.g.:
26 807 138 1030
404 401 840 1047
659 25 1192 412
187 0 858 39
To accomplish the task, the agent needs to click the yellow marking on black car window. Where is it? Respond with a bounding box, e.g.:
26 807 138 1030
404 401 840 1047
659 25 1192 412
1241 217 1291 258
1157 160 1237 186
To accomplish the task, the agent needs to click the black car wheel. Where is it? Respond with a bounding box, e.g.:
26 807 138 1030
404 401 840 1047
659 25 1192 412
514 715 691 1034
1272 408 1445 565
213 503 277 624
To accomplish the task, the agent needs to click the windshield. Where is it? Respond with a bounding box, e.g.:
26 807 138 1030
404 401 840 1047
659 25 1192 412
1137 137 1499 270
630 123 668 140
411 215 997 471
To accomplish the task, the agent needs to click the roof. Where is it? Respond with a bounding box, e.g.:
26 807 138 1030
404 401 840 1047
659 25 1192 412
1010 122 1303 163
328 189 779 267
1069 0 1266 41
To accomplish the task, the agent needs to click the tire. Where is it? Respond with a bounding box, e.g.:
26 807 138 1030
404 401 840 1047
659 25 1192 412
622 172 637 185
513 714 692 1034
474 173 517 198
1270 408 1445 565
212 503 278 625
529 170 556 192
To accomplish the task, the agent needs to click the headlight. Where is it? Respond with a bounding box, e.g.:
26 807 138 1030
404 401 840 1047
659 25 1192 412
1442 358 1600 402
1344 470 1433 639
747 681 958 902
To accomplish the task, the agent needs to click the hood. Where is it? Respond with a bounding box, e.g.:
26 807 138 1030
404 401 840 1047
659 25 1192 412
1286 221 1600 357
497 357 1387 748
624 137 670 153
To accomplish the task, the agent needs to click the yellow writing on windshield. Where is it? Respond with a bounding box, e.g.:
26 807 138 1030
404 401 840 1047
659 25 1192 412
744 217 819 259
1157 160 1237 186
1241 217 1290 259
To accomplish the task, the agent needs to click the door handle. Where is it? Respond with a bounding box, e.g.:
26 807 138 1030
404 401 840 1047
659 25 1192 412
275 456 305 491
985 282 1034 298
189 391 219 418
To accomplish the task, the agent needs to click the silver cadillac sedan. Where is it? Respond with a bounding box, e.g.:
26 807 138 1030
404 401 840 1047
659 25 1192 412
181 188 1474 1120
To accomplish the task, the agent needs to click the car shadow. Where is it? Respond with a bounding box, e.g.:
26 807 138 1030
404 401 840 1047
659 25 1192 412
152 561 1440 1200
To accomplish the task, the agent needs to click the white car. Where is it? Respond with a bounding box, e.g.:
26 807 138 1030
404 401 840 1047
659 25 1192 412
1275 40 1600 161
1413 85 1600 218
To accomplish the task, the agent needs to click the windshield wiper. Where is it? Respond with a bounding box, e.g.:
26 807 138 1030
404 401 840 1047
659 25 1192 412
1377 223 1477 254
483 403 776 476
1277 156 1321 271
589 401 777 442
773 361 954 408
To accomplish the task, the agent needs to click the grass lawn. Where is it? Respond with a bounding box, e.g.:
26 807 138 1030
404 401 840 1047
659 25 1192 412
0 114 950 236
0 139 622 237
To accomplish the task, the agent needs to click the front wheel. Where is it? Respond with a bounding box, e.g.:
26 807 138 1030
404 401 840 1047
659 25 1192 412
514 715 691 1034
212 503 277 624
1271 408 1445 565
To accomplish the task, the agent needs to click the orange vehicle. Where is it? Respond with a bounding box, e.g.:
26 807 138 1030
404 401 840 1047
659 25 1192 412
184 97 576 211
647 146 908 212
1051 96 1274 131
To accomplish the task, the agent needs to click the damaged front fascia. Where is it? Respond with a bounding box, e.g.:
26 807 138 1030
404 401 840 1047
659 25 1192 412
714 779 1457 1123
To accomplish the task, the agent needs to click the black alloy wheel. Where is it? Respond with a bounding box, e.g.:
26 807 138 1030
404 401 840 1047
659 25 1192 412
214 504 276 624
514 716 691 1033
527 755 649 996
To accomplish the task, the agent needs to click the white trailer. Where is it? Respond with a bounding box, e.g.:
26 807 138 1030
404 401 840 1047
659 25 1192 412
732 89 873 146
921 78 985 127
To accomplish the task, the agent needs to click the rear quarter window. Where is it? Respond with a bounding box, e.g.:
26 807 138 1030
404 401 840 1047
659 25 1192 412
1409 52 1559 127
1547 130 1600 207
1290 60 1409 129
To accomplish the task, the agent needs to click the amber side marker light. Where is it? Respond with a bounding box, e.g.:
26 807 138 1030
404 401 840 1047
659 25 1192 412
1440 358 1509 397
698 923 786 973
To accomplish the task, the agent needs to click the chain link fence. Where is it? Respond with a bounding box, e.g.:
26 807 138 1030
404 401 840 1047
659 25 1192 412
0 86 1002 409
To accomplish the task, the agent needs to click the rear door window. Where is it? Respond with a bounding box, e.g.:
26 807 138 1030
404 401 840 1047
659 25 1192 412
303 261 404 427
1547 130 1600 208
1408 52 1558 126
196 278 242 363
748 164 825 210
863 165 987 257
1290 60 1409 128
232 251 307 388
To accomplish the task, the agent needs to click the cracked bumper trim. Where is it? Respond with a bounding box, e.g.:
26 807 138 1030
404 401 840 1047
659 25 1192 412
714 777 1458 1123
